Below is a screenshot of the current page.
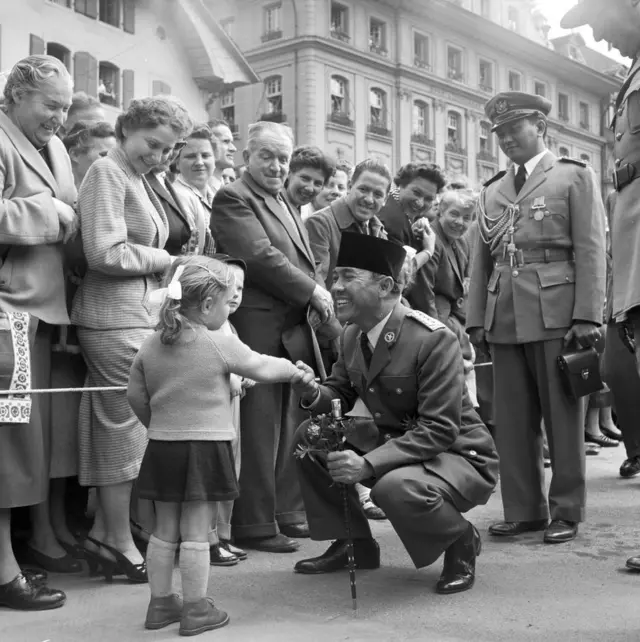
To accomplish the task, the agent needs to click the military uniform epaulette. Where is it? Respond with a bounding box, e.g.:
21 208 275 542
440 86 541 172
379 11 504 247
405 309 446 331
483 170 507 188
558 156 587 167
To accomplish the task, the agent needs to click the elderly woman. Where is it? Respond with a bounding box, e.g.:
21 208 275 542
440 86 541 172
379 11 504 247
72 97 192 583
0 55 77 610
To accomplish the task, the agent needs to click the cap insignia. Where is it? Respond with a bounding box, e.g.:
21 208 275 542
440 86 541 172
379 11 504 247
495 99 509 115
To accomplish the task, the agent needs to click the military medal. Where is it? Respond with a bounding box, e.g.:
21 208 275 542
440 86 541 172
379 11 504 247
532 196 546 221
384 332 395 343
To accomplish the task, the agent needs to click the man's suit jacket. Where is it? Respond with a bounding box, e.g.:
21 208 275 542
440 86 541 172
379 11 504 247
311 302 498 505
71 147 171 330
210 172 322 358
305 196 386 289
0 110 76 324
467 151 606 344
379 196 433 315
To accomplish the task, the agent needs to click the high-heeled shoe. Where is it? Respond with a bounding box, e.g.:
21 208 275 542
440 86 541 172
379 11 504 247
79 537 122 581
21 545 83 574
59 540 85 561
94 539 148 584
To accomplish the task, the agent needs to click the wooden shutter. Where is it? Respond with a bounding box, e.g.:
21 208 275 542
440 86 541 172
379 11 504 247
123 0 135 34
29 34 45 55
152 80 171 96
86 0 98 19
73 52 97 96
122 69 134 108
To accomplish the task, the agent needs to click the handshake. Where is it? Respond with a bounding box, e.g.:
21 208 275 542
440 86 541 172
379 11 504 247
290 360 321 404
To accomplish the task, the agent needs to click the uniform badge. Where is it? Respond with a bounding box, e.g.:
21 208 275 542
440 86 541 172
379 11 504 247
531 196 546 221
495 99 509 115
384 332 395 343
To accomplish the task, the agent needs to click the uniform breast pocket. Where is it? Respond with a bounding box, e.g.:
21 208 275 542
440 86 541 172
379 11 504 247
528 197 568 239
537 264 576 330
626 90 640 134
377 375 417 410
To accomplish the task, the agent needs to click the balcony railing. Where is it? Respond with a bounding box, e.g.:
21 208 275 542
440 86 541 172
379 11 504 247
579 121 590 130
446 142 467 155
478 83 493 93
369 43 389 56
368 123 391 137
411 133 435 147
477 150 498 163
327 112 354 128
259 111 287 123
447 68 464 81
558 113 569 122
414 58 431 71
330 29 350 42
261 30 282 43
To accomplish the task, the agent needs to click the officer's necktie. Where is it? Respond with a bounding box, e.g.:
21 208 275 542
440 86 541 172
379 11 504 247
360 332 373 369
514 165 527 195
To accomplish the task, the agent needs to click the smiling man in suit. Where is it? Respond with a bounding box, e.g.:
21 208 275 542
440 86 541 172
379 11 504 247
291 233 498 594
467 92 606 544
210 121 335 553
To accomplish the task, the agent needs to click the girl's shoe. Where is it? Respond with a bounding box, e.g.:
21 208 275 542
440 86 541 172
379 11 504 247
21 546 83 574
145 594 183 630
179 598 229 637
220 540 247 561
209 544 238 566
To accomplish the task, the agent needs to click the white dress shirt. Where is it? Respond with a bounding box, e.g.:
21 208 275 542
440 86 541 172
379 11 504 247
515 149 547 180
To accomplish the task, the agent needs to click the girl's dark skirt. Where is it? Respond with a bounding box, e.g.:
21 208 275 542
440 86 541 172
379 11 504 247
137 440 239 503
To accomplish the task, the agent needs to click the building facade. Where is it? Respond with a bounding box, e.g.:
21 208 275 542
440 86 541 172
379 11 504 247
0 0 258 124
209 0 624 191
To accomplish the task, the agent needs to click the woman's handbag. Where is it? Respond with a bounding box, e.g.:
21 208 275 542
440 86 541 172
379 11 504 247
557 347 604 401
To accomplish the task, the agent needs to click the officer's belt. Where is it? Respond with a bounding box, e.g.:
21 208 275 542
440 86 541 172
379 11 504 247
495 248 574 267
613 160 640 192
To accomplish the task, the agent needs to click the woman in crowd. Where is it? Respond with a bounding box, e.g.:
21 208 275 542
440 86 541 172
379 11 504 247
300 159 351 221
72 96 193 583
172 123 218 227
60 92 105 136
34 122 118 562
285 146 335 211
0 54 78 610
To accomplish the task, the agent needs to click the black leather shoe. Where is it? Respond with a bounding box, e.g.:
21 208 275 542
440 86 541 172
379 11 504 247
294 538 380 574
20 568 47 585
0 574 66 610
21 546 83 574
236 533 300 553
620 456 640 479
544 519 578 543
209 544 238 567
585 432 619 448
436 523 481 595
625 555 640 571
279 523 311 538
488 520 548 536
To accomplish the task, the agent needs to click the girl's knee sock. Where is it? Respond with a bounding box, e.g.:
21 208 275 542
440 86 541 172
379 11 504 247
179 541 210 603
147 535 178 598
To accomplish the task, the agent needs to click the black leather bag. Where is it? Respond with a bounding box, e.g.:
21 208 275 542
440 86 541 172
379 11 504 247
557 347 604 401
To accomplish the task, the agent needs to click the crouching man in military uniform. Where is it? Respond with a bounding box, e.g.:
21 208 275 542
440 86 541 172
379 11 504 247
467 91 606 544
291 232 498 595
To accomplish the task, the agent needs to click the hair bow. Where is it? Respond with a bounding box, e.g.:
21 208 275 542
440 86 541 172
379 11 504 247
148 265 185 306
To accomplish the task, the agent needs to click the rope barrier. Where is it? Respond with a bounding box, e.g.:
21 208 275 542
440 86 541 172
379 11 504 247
0 386 127 395
0 363 495 396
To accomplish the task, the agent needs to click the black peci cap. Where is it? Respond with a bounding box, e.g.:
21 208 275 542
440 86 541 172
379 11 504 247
336 232 407 281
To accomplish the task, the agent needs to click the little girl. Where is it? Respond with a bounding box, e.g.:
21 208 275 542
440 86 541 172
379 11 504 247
127 255 305 637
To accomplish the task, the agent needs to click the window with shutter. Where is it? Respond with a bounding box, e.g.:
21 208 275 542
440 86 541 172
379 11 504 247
123 0 135 33
122 69 134 108
152 80 171 96
30 34 45 55
76 0 99 18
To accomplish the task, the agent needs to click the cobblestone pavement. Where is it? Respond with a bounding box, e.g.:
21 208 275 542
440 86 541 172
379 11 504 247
4 446 640 642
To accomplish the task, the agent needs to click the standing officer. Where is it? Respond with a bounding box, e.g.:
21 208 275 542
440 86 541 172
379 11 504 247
561 0 640 569
292 233 498 595
467 92 606 544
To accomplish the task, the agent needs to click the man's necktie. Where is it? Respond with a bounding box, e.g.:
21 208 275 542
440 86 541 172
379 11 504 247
360 221 370 235
514 165 527 195
276 193 302 242
360 332 373 369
